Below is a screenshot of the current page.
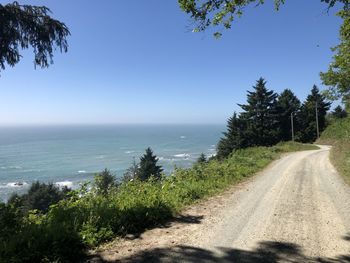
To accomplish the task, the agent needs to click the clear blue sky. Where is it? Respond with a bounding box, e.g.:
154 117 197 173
0 0 343 125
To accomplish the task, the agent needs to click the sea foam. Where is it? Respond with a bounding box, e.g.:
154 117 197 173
6 181 28 188
174 153 190 158
55 181 73 188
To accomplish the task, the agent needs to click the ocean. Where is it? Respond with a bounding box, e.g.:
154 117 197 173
0 124 224 202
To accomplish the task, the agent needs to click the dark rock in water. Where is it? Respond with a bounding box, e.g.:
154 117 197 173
14 182 23 186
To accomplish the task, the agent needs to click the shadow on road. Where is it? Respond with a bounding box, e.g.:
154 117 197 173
122 214 204 241
87 239 350 263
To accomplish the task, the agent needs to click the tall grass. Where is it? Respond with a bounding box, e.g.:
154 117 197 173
0 142 317 263
319 117 350 182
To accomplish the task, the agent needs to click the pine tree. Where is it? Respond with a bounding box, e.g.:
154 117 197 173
238 78 279 146
197 153 207 164
296 85 331 142
0 2 70 72
276 89 301 141
138 148 163 181
93 169 117 195
122 157 139 182
332 105 348 119
8 181 71 213
217 112 247 159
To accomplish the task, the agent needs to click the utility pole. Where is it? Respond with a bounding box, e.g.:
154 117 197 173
291 112 295 142
316 101 320 139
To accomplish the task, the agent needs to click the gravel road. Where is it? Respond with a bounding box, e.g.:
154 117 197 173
92 146 350 263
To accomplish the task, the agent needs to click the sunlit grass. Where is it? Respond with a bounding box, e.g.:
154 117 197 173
319 117 350 182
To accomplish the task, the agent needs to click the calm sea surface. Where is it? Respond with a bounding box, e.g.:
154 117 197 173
0 125 223 201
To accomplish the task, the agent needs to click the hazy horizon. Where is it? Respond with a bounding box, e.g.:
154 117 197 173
0 122 226 127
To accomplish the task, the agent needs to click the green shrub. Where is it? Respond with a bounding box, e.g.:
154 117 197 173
8 181 71 214
93 169 117 196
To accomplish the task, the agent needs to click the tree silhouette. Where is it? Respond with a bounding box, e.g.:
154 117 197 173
138 147 163 181
0 2 70 72
276 89 301 141
296 85 331 142
239 78 279 146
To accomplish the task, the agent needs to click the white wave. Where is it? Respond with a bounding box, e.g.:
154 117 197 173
180 136 186 139
157 157 177 162
125 150 135 154
96 155 105 159
55 181 73 188
78 170 87 174
22 169 42 173
1 166 23 170
174 153 190 158
10 166 22 170
6 181 28 188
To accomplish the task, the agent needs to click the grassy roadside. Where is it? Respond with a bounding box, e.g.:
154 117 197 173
318 117 350 183
0 142 317 263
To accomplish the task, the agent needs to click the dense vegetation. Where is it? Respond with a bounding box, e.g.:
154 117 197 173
217 78 330 159
320 10 350 107
318 114 350 182
0 142 317 262
7 181 71 214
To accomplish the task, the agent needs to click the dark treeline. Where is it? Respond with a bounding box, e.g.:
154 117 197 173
331 105 348 119
217 78 332 159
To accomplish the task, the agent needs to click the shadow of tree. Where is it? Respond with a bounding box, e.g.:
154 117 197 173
343 233 350 241
87 240 350 263
122 214 204 241
172 214 204 224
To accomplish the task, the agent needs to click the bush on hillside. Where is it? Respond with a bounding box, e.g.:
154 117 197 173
93 169 117 195
8 181 71 213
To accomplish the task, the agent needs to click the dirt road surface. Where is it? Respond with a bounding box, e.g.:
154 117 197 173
90 145 350 262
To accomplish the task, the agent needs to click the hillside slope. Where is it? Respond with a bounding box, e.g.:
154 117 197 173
319 117 350 182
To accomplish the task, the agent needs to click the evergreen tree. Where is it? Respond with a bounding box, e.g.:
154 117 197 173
8 181 71 213
93 169 117 195
276 89 301 141
197 153 207 164
0 2 70 72
332 105 348 119
238 78 279 146
138 148 163 181
296 85 331 142
122 157 139 182
217 112 247 159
